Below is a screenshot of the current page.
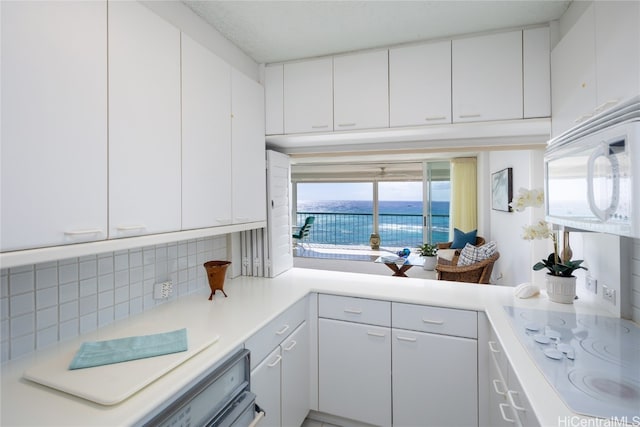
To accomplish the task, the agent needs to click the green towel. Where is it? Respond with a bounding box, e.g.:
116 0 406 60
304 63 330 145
69 328 188 370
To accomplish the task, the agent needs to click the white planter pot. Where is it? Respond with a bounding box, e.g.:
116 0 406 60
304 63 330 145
545 274 577 304
422 256 437 271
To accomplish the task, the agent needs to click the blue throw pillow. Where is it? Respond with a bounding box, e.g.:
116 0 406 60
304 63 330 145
450 228 477 249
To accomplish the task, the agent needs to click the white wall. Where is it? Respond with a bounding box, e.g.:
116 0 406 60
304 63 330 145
487 149 548 286
633 239 640 322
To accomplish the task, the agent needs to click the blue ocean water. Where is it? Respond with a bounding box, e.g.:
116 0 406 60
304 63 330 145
296 200 450 247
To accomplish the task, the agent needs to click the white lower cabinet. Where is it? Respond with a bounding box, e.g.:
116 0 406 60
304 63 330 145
252 346 282 427
392 328 478 427
318 318 392 427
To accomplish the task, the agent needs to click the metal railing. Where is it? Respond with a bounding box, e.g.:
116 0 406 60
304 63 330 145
295 212 449 247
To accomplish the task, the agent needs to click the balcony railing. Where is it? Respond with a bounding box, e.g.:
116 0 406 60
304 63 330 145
295 212 449 248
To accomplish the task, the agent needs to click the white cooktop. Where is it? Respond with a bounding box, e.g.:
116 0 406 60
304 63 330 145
504 306 640 420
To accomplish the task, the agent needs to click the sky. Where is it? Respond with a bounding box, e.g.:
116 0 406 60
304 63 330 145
297 181 450 201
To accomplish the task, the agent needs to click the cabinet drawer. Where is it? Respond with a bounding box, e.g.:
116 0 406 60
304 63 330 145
318 294 390 327
245 297 308 370
392 303 477 338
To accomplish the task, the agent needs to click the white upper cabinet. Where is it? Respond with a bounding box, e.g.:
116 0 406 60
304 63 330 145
594 1 640 111
389 41 452 127
108 1 181 238
1 1 107 251
232 69 267 224
284 57 334 134
333 50 389 131
523 27 551 118
181 34 232 230
265 64 284 135
453 31 523 122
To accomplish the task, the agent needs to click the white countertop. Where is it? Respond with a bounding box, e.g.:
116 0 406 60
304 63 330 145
0 268 622 427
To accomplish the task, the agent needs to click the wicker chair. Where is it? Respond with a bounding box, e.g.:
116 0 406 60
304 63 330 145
436 236 486 266
435 251 500 284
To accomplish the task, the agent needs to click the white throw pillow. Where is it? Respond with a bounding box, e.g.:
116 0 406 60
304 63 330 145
457 241 497 266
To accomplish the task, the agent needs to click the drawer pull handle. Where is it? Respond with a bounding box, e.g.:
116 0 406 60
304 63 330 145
422 318 444 325
248 409 266 427
425 116 446 121
574 113 593 123
337 123 356 127
344 308 362 315
488 341 501 353
459 114 481 119
275 324 290 335
283 340 297 352
267 355 282 368
507 390 526 411
116 225 146 231
594 99 618 113
492 379 507 396
64 229 103 236
499 403 516 423
396 336 417 342
367 331 386 338
311 124 329 129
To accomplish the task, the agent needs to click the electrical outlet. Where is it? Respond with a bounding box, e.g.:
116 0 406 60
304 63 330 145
602 284 616 305
153 281 173 299
585 276 597 294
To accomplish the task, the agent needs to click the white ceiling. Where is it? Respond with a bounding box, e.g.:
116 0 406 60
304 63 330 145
181 0 571 64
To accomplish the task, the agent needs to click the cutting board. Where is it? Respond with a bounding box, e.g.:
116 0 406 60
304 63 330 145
23 328 220 405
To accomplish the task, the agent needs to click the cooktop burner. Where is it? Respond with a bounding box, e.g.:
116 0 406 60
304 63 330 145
504 306 640 420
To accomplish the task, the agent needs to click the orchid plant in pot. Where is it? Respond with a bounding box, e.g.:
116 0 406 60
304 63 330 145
418 243 438 271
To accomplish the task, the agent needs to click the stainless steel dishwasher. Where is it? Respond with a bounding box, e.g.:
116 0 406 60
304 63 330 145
142 349 264 427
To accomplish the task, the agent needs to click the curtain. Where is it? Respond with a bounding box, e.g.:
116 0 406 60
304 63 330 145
450 157 477 235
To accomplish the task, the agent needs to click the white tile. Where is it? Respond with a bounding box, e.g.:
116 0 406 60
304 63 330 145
188 240 197 256
11 333 34 359
10 312 35 337
130 281 143 298
59 300 79 322
178 242 188 257
58 262 78 285
130 266 144 284
59 319 79 340
143 247 156 265
115 270 129 288
1 318 9 340
10 292 34 316
130 297 143 315
98 290 113 310
114 253 129 272
178 256 188 270
114 302 129 320
58 257 78 266
79 258 97 281
79 277 97 297
167 243 178 259
197 239 207 254
9 270 34 295
1 297 8 319
35 266 57 290
143 264 155 280
98 255 114 276
9 265 33 274
115 286 129 304
1 273 8 298
98 273 114 293
188 254 197 268
98 307 114 328
129 250 143 268
36 325 58 349
143 279 154 296
1 339 9 363
79 295 97 316
37 306 58 329
155 245 167 261
79 312 97 334
59 282 78 304
36 286 58 310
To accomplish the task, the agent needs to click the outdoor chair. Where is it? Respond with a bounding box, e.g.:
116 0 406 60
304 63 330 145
292 216 315 251
436 251 500 284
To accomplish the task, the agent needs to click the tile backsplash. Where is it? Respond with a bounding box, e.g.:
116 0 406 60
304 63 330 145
1 235 228 363
633 238 640 323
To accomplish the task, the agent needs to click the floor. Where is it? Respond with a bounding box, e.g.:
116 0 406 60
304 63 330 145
293 244 437 280
301 419 339 427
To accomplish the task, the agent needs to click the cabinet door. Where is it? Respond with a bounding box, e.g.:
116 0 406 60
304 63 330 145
453 31 523 122
507 364 540 427
595 1 640 111
392 329 478 427
488 343 513 427
108 1 181 238
550 4 596 137
265 64 284 135
389 41 452 127
181 33 232 229
284 58 334 133
231 69 266 224
251 347 282 427
1 1 107 251
334 50 389 131
281 322 310 427
523 27 551 118
318 318 391 427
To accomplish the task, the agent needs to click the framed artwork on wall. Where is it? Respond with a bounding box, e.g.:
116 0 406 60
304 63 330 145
491 167 513 212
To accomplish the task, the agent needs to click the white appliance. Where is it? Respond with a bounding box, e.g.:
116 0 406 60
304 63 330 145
545 96 640 237
504 307 640 419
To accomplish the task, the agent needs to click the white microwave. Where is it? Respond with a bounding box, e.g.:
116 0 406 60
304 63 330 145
545 97 640 237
